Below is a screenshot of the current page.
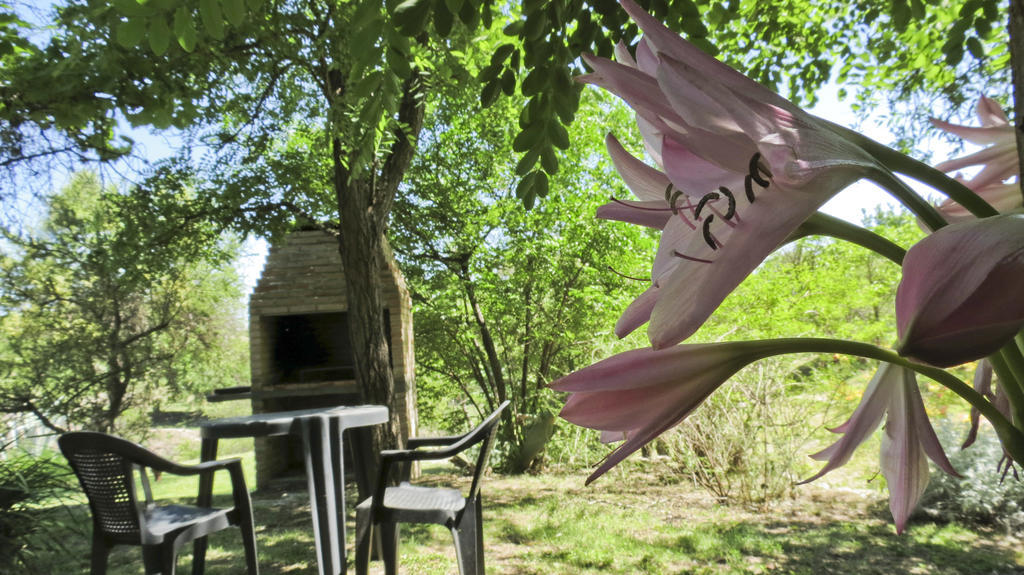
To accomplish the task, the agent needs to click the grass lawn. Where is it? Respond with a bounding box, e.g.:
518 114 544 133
30 423 1024 574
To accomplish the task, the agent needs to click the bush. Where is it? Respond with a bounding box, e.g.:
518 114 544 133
917 422 1024 533
0 448 76 573
660 357 824 508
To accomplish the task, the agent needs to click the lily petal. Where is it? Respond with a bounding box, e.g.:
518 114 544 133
896 214 1024 367
552 341 771 483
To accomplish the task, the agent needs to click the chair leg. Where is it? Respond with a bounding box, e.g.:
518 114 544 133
239 515 259 574
89 531 110 575
453 506 480 575
354 507 372 575
191 537 208 575
380 521 399 575
141 544 176 575
474 497 485 575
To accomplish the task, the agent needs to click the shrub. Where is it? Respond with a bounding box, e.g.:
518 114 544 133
917 422 1024 533
660 357 824 508
0 448 76 573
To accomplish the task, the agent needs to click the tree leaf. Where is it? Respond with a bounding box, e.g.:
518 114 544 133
222 0 246 27
479 78 501 107
392 0 430 35
115 18 146 48
966 36 985 59
148 17 171 56
547 120 569 150
199 0 225 40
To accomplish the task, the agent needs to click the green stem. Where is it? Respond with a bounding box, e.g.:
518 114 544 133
788 212 906 265
989 352 1024 429
738 338 1024 463
998 340 1024 425
826 121 1000 220
866 170 949 232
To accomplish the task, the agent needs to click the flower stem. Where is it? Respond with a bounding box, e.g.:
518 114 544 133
866 170 949 232
743 338 1024 464
997 340 1024 426
989 351 1024 429
789 212 906 265
825 121 1000 219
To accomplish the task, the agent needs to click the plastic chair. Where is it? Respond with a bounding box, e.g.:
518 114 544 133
354 400 510 575
58 431 258 575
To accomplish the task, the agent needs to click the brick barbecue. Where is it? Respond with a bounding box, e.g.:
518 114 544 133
245 230 416 487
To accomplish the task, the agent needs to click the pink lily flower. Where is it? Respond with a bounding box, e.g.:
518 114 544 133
581 0 882 349
896 213 1024 367
803 363 957 534
930 96 1022 221
961 359 1010 450
551 341 773 484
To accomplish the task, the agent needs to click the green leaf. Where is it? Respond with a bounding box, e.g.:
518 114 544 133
177 19 198 51
521 68 548 96
480 79 501 107
115 18 146 48
443 0 463 18
388 46 411 78
433 1 453 36
966 36 985 59
200 0 225 40
246 0 263 9
891 0 910 32
148 17 170 56
490 43 515 66
503 20 523 36
515 148 540 176
222 0 246 27
352 70 384 100
539 145 558 173
547 120 570 150
512 123 543 153
515 171 537 208
477 62 502 84
500 69 515 96
457 0 479 29
534 169 549 197
392 0 430 35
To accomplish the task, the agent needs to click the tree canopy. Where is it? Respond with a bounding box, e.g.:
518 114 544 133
0 172 246 433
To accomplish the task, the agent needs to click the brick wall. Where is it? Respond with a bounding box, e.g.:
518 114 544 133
249 230 416 486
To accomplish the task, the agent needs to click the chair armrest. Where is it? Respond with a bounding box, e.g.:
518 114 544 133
407 435 463 449
146 456 244 477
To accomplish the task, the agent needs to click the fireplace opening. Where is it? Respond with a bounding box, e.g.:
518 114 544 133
268 311 392 386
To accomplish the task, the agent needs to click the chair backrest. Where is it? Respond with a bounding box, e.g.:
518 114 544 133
462 401 510 505
58 432 151 543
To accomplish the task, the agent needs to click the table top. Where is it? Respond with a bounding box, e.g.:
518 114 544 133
198 404 389 439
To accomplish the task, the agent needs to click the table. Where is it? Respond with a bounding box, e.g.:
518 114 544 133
194 405 389 575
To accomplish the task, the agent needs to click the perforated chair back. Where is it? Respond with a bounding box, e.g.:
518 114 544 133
59 433 147 543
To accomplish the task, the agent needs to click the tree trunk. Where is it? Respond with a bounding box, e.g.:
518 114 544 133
1009 0 1024 190
335 150 403 454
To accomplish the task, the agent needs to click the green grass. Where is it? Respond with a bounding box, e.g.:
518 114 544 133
21 431 1024 574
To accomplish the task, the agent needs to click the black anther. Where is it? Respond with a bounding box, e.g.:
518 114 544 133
669 190 684 215
695 192 720 220
749 152 771 187
702 216 717 250
743 175 756 203
717 186 736 219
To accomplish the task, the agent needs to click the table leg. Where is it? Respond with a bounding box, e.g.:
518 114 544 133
193 437 219 575
330 418 348 574
302 416 342 575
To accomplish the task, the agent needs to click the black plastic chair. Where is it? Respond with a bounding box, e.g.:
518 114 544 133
354 401 510 575
58 431 258 575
